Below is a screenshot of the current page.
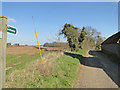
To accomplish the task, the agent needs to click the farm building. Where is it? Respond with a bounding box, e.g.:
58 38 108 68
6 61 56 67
101 32 120 59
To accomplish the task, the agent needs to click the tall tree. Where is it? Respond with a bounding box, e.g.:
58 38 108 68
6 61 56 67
59 24 103 51
78 27 87 48
59 23 80 51
85 26 103 50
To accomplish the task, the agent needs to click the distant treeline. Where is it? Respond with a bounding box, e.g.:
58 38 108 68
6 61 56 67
7 43 29 47
7 43 19 46
43 42 70 47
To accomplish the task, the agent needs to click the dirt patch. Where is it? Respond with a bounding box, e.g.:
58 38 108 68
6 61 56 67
5 67 12 71
6 61 22 71
7 46 68 55
58 71 67 78
7 46 40 55
14 56 22 59
12 61 21 66
38 47 70 51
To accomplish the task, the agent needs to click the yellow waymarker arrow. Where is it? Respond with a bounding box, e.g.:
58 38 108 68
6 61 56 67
35 30 44 64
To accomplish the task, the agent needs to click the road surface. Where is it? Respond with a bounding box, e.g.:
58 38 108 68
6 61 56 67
79 50 119 88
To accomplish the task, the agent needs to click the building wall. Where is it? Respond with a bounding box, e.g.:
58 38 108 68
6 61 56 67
101 44 120 59
118 43 120 59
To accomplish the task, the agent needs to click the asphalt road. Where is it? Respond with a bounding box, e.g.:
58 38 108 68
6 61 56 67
79 50 119 88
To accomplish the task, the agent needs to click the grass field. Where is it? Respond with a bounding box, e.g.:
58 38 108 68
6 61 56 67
5 47 87 88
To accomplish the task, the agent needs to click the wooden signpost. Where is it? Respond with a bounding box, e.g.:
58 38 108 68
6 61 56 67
0 16 17 89
0 16 8 90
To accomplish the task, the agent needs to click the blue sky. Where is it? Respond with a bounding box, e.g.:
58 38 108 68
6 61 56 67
2 2 118 45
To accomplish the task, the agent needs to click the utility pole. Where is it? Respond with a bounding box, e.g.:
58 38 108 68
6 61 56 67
0 16 8 89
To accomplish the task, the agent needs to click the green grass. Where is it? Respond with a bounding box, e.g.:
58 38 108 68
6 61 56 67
6 50 87 88
6 51 51 76
71 49 88 56
6 53 39 75
24 52 82 88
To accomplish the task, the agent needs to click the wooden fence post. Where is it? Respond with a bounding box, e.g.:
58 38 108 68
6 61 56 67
0 16 8 89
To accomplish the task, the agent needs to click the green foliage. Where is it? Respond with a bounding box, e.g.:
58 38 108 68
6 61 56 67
78 27 87 42
44 42 69 47
7 43 11 46
95 36 103 50
81 36 95 49
13 43 19 46
78 27 87 48
59 24 103 51
60 23 87 51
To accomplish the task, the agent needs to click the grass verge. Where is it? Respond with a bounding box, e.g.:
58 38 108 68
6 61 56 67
6 49 87 88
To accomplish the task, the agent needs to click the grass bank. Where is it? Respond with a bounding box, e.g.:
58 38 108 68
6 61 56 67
6 49 87 88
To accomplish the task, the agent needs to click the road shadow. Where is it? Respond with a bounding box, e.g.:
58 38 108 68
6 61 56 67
64 50 120 87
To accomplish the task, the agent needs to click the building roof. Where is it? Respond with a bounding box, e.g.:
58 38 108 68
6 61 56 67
101 32 120 45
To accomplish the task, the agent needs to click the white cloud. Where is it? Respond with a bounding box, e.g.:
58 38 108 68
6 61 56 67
8 17 16 23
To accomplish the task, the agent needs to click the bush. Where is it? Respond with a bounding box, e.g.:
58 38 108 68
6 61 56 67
44 42 69 48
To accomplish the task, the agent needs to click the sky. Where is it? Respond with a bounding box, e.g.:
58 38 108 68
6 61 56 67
2 2 118 45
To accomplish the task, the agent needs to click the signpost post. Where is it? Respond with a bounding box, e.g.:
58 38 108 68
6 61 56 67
0 16 17 90
0 16 8 90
